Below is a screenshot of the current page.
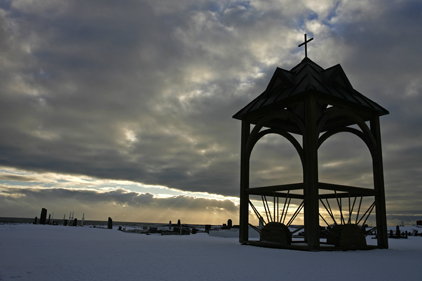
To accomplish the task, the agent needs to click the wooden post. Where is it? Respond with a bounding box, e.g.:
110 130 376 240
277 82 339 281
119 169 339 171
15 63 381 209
304 95 320 249
371 116 389 249
239 120 250 244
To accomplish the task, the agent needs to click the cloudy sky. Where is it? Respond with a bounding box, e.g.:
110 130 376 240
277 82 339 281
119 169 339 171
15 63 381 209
0 0 421 226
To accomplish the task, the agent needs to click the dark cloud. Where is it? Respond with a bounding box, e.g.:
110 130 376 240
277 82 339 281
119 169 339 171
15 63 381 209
326 1 422 224
0 174 35 182
0 1 421 225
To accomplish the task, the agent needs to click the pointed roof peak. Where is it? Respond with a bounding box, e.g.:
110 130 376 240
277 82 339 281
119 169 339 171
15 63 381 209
300 56 314 63
233 58 389 121
291 56 324 73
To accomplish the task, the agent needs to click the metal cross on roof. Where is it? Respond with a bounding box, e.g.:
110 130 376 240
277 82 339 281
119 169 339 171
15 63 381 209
298 34 314 58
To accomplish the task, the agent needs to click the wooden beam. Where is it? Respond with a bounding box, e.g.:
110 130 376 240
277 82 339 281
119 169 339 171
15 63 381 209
247 183 305 193
247 190 304 199
304 94 320 249
371 116 388 249
319 192 373 199
318 182 376 196
239 120 250 244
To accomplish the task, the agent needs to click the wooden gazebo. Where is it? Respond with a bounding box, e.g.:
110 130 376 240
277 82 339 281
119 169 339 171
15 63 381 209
233 37 389 250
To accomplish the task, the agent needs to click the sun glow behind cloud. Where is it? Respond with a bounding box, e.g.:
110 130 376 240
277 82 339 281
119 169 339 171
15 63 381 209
0 166 239 224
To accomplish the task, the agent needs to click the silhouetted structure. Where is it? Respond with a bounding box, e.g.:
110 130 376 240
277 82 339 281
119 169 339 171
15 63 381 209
40 208 47 225
205 225 211 233
233 35 389 250
389 226 408 239
228 219 232 228
108 217 113 229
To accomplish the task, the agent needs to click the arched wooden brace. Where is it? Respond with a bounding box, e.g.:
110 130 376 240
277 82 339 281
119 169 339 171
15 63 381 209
317 107 377 154
246 128 304 169
318 127 377 160
246 109 306 188
247 109 306 149
245 109 306 174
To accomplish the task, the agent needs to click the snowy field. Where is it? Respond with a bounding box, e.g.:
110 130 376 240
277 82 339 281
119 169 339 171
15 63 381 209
1 224 422 281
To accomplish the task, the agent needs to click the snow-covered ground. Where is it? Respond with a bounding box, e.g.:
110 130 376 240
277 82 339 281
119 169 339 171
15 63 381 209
1 224 421 281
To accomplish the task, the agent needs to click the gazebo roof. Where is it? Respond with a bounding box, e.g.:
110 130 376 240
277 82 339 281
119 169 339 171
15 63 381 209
233 57 389 124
